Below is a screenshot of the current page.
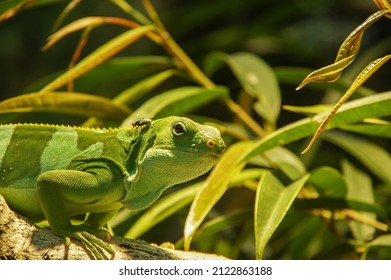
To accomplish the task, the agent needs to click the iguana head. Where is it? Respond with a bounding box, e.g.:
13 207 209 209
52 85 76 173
122 116 225 211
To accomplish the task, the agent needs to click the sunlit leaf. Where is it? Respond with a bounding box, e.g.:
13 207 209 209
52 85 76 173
301 54 391 154
183 141 255 251
243 92 391 161
255 172 310 259
342 159 375 241
44 16 144 50
275 67 376 96
22 56 173 93
366 234 391 249
0 92 131 120
297 10 388 90
0 0 63 22
51 0 81 31
39 25 156 93
373 0 391 19
296 55 357 90
283 104 333 115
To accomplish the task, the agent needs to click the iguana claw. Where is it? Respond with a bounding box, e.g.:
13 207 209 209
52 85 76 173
64 225 115 260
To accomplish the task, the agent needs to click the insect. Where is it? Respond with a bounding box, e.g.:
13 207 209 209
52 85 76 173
132 118 152 127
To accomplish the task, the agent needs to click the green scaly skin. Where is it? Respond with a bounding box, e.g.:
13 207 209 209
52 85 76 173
0 116 225 259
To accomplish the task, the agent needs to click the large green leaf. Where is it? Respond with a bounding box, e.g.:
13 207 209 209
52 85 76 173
183 141 255 251
205 52 281 125
254 172 310 259
242 92 391 161
342 159 376 241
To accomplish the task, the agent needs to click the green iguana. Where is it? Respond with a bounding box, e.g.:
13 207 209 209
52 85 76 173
0 116 225 259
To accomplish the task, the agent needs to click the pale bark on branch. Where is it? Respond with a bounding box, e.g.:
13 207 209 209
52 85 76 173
0 195 226 260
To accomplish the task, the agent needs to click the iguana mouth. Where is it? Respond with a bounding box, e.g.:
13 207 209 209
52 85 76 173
163 147 222 158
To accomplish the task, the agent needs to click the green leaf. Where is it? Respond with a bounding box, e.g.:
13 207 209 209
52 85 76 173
308 167 347 198
275 67 376 96
324 131 391 184
123 86 228 124
205 51 281 125
340 122 391 138
264 147 306 180
342 159 375 241
0 0 63 21
254 172 310 259
183 141 255 251
39 25 156 93
0 92 131 120
283 104 333 115
367 234 391 249
301 54 391 154
296 10 388 90
242 92 391 161
24 56 173 94
296 55 357 90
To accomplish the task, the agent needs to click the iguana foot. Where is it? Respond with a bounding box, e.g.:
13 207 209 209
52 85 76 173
63 224 115 260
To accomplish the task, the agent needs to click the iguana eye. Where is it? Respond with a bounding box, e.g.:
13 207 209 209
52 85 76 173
172 121 187 137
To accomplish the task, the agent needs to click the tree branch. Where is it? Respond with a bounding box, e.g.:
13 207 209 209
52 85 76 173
0 195 226 260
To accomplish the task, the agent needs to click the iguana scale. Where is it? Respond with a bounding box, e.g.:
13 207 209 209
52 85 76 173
0 116 225 259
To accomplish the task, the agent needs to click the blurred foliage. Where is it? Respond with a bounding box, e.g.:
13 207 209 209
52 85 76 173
0 0 391 260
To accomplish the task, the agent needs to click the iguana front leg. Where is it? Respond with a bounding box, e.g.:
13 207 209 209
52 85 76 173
36 165 125 259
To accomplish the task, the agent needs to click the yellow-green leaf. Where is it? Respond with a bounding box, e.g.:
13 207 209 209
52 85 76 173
183 141 255 251
342 159 376 241
301 54 391 154
0 92 131 120
373 0 391 19
255 172 310 259
296 55 356 90
39 25 155 93
297 10 387 90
